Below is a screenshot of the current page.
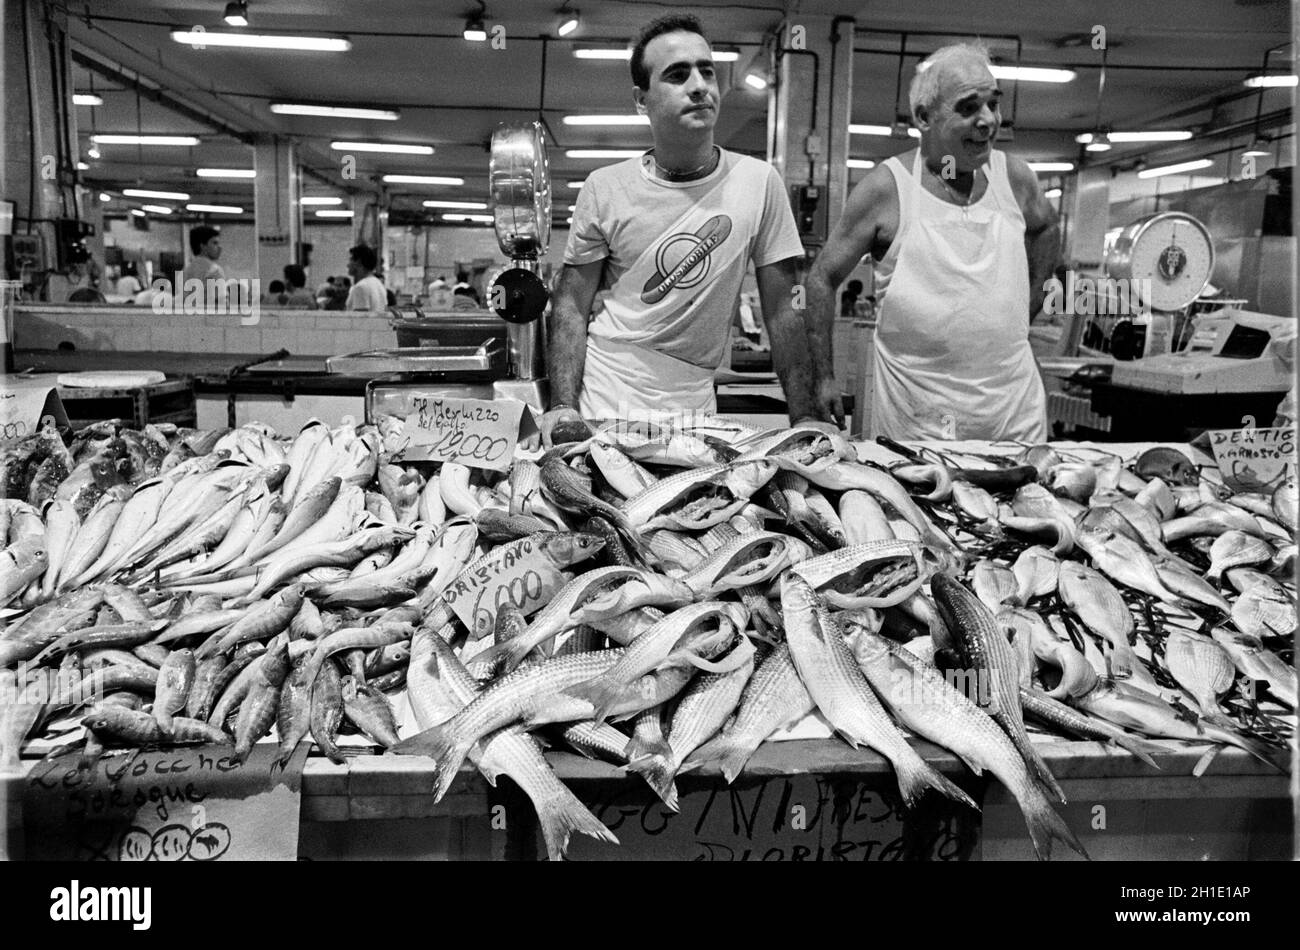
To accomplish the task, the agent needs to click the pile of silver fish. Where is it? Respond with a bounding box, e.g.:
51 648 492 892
2 416 1295 861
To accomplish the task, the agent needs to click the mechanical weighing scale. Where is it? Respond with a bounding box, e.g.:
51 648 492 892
1044 211 1295 439
325 121 554 422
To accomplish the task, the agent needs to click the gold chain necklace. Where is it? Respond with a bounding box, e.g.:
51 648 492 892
928 164 979 215
651 146 719 181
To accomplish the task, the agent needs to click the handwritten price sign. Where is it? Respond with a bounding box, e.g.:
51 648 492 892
0 378 69 447
401 396 529 472
1208 427 1296 492
21 742 307 861
440 535 571 637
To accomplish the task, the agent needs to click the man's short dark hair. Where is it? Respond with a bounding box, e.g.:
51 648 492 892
268 280 285 294
453 286 475 298
349 244 378 271
283 264 307 289
631 14 707 90
189 225 219 255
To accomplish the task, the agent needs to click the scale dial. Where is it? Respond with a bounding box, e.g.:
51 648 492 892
1107 211 1215 312
489 121 551 260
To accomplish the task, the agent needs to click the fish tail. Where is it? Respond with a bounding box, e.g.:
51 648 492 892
680 734 754 785
894 754 979 812
1011 730 1069 803
564 675 622 725
625 754 681 811
390 723 476 802
1107 733 1164 770
624 734 672 764
1217 729 1287 774
1022 789 1089 861
534 783 620 861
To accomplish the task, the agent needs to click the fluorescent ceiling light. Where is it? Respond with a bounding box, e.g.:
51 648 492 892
567 204 577 211
1075 130 1192 144
563 115 650 126
171 31 350 52
570 47 738 62
129 209 145 217
98 192 111 202
566 216 574 224
1138 158 1214 179
989 65 1075 83
87 145 101 159
301 196 343 205
744 73 768 90
382 174 465 185
1027 161 1074 172
186 203 244 213
1044 188 1062 199
124 188 190 200
850 123 921 139
142 205 173 214
442 213 493 223
847 159 875 169
558 10 580 37
196 168 256 178
567 181 585 189
73 93 103 106
271 103 399 120
333 142 434 155
1244 74 1297 88
422 200 489 209
566 149 644 159
1085 141 1111 152
315 209 354 218
93 134 200 146
76 161 89 171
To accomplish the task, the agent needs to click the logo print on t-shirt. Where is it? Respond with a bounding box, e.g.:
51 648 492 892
640 214 733 304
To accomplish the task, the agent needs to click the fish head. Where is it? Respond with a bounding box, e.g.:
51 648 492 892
725 459 778 497
1017 444 1062 479
537 531 606 567
1135 446 1199 486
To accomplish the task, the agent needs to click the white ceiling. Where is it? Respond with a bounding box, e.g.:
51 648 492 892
69 0 1294 215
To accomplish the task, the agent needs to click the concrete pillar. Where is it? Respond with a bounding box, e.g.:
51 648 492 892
253 135 300 287
769 15 855 248
2 0 76 295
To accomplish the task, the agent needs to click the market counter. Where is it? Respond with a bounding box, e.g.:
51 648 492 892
11 349 839 431
293 738 1292 860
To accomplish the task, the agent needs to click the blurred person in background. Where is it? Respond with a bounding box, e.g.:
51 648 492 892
182 225 228 308
282 264 318 309
346 245 387 312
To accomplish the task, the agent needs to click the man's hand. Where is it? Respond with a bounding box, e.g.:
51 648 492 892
813 376 846 429
539 405 585 448
792 416 843 436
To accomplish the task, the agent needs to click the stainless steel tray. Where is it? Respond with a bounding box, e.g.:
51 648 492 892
326 340 503 375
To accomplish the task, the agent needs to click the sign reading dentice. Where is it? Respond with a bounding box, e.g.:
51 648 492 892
1208 427 1295 492
401 396 529 472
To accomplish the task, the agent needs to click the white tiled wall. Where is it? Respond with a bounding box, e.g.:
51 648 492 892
15 308 396 356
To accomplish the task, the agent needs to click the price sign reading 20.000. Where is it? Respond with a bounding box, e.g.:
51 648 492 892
401 396 527 473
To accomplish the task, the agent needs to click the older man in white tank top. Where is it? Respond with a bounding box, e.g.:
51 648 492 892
804 44 1060 442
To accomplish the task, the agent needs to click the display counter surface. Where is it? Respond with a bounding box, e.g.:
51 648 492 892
10 349 822 416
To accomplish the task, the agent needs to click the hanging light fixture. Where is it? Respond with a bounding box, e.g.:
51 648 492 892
223 2 249 27
556 3 580 37
463 2 488 41
1243 137 1271 158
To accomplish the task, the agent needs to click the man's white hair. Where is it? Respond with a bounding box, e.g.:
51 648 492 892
908 43 994 122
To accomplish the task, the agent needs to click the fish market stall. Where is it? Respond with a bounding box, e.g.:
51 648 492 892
1 417 1294 861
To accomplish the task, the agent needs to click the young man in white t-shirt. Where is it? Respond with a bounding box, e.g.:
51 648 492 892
540 14 833 445
345 244 388 312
